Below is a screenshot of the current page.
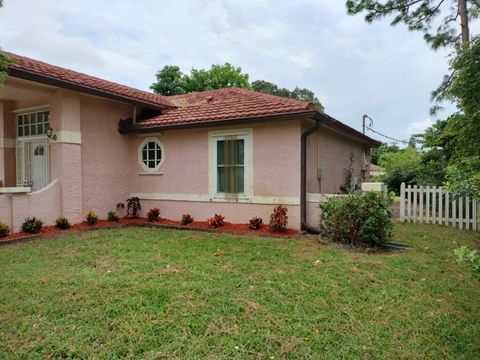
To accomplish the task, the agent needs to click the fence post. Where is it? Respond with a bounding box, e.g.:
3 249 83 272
475 199 479 231
400 182 405 222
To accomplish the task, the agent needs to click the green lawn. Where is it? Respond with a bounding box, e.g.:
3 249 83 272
0 224 479 359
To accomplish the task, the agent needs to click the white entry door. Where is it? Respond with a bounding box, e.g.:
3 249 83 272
30 140 48 191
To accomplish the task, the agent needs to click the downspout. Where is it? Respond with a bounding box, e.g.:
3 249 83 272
301 117 321 233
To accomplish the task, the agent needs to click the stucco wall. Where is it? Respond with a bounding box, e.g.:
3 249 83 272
306 125 368 195
80 95 134 217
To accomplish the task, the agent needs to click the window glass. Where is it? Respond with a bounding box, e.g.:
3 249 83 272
216 139 245 194
141 140 163 170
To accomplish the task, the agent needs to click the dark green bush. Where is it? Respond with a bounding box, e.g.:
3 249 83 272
85 210 98 226
55 217 71 230
0 221 10 238
107 211 119 222
21 217 43 234
320 192 393 247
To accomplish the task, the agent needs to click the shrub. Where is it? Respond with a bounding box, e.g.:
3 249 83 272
181 213 194 225
269 205 288 232
454 246 480 279
85 210 98 226
320 192 393 248
249 216 263 230
126 197 141 217
208 214 225 228
21 217 43 234
55 217 71 230
147 208 160 222
107 210 119 222
0 221 10 238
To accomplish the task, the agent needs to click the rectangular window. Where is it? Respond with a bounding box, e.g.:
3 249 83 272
16 110 50 138
209 129 253 199
216 139 245 193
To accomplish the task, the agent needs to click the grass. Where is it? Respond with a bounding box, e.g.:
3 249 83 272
0 224 479 359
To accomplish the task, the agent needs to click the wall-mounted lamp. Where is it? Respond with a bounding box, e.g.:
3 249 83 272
46 125 57 141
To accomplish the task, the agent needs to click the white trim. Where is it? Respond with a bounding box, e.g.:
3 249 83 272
208 128 254 200
306 192 345 203
132 192 300 205
12 105 50 114
137 137 165 173
138 172 164 176
137 132 163 137
0 187 31 194
0 137 15 148
54 130 82 144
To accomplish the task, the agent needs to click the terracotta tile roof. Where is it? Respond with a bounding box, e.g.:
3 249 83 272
5 52 174 109
138 87 316 128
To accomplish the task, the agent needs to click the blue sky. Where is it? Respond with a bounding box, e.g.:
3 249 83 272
0 0 458 143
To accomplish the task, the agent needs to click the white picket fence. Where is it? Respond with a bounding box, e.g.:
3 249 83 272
400 183 479 231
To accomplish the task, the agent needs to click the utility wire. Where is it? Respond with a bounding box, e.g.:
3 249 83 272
366 126 409 144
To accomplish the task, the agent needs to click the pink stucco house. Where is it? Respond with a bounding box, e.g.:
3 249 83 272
0 53 379 232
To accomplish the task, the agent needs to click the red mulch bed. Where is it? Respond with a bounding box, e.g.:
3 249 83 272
0 217 298 244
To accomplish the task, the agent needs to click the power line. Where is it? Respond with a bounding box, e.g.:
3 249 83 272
366 127 409 144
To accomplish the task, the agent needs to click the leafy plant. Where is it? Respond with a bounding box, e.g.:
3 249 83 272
55 217 71 230
249 216 263 230
181 214 194 225
107 211 119 222
147 208 160 222
0 221 9 238
126 197 141 218
454 246 480 279
320 192 393 248
85 211 98 226
21 217 43 234
340 151 356 194
269 205 288 232
208 214 225 228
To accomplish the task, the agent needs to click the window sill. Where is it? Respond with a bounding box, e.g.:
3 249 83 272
0 186 32 194
211 194 252 203
138 172 164 176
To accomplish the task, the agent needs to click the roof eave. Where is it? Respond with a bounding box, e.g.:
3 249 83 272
7 67 175 111
118 110 318 134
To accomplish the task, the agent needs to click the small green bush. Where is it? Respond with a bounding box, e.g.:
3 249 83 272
320 192 393 247
181 214 194 225
107 211 119 222
85 210 98 226
0 221 10 238
21 217 43 234
454 246 480 279
55 217 71 230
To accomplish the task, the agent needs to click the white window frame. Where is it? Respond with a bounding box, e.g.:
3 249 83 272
138 137 165 173
208 128 254 200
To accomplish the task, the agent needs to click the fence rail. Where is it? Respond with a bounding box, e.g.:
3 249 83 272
400 183 479 231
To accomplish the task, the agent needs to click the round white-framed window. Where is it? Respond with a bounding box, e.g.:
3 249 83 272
138 137 165 172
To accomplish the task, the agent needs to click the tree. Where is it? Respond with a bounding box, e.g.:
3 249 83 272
150 65 184 95
151 64 325 111
370 143 400 165
150 63 250 95
346 0 478 49
378 146 421 193
251 80 324 112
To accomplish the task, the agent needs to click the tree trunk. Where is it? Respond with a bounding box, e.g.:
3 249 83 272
459 0 470 45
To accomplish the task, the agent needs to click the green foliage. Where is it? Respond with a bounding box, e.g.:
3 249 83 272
151 63 250 95
21 217 43 234
107 211 119 222
269 205 288 232
85 211 98 226
340 151 356 194
150 65 324 111
181 213 194 225
55 217 71 230
126 197 141 218
370 143 400 165
208 214 225 228
251 80 324 112
0 221 9 238
454 246 480 279
346 0 478 50
378 146 420 193
320 192 393 247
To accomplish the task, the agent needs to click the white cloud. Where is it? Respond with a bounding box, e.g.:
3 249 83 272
0 0 460 140
407 118 435 135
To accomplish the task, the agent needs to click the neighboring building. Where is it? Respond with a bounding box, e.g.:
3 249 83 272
369 164 386 178
0 53 380 232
